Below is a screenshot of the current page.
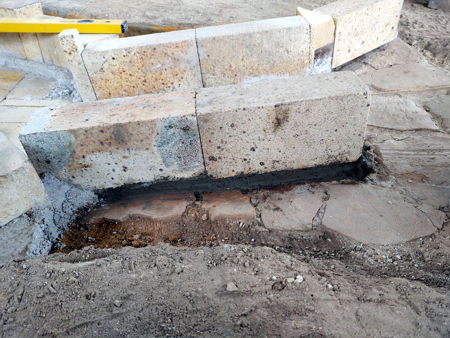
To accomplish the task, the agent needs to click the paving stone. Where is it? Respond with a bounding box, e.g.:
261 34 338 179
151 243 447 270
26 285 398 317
82 29 202 99
86 194 195 223
196 71 370 179
0 132 46 226
323 184 437 245
315 0 403 68
0 215 34 265
0 69 23 101
296 7 335 72
0 122 25 151
360 63 450 93
369 129 450 186
201 191 256 222
423 95 450 132
368 95 439 131
0 106 37 123
57 29 97 101
260 185 325 231
6 77 55 101
20 90 205 190
0 33 26 59
196 16 311 87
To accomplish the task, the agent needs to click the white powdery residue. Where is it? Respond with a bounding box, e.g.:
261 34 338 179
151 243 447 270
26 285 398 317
27 174 98 256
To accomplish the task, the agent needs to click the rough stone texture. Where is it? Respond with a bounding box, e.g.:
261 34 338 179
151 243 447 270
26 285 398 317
86 194 195 223
196 71 370 179
360 62 450 93
82 29 202 99
296 7 335 70
19 91 205 190
368 95 439 131
56 29 97 102
0 69 23 101
323 184 437 245
316 0 403 68
423 95 450 132
0 132 46 226
260 185 325 231
201 191 256 221
196 16 311 87
6 77 55 101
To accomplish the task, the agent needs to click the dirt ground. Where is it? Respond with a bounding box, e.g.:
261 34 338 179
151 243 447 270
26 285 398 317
0 1 449 337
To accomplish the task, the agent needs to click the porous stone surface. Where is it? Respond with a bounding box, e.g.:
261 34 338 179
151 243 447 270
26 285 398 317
316 0 404 68
82 29 202 99
19 91 205 190
201 191 256 221
196 71 370 179
0 69 23 101
323 184 437 245
196 16 311 87
360 62 450 93
260 185 325 231
56 29 97 101
368 95 439 131
86 194 195 223
0 132 46 226
296 7 335 70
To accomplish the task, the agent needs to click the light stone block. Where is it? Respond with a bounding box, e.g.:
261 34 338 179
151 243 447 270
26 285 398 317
195 16 311 87
82 29 203 99
20 91 205 190
196 72 370 179
315 0 404 68
296 7 335 71
0 132 46 226
56 29 98 101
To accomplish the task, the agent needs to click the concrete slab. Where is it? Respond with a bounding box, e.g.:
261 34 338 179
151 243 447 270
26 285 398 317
196 71 370 179
0 106 37 123
82 29 202 99
423 95 450 132
316 0 403 68
201 191 256 222
86 194 195 223
260 185 325 231
323 184 437 245
20 90 205 190
368 95 439 131
0 70 23 101
360 63 450 93
0 132 46 226
196 16 311 87
6 77 55 101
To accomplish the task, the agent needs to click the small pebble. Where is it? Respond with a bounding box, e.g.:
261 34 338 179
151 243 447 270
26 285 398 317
114 300 122 307
226 282 238 292
295 275 304 283
286 278 295 283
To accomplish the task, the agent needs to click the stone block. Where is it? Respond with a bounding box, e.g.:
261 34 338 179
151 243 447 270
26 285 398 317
315 0 404 68
20 90 205 190
0 69 23 101
56 29 97 101
296 7 335 72
82 29 202 99
0 132 46 226
196 71 370 179
195 16 311 87
323 184 436 245
360 63 450 93
201 191 255 222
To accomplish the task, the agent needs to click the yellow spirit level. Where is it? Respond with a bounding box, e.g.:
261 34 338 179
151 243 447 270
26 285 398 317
0 18 127 34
